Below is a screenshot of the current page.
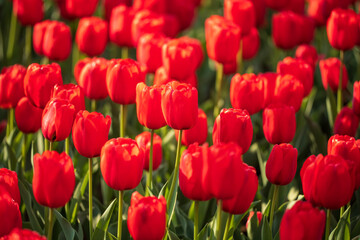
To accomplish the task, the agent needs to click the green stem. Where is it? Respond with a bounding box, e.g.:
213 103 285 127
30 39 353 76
65 137 69 155
120 104 127 138
269 185 280 229
49 141 53 152
47 208 54 240
166 130 182 205
9 108 14 133
121 47 128 59
24 26 32 65
223 214 233 240
237 39 243 74
337 50 344 113
216 200 223 240
6 10 17 61
325 209 331 240
89 158 93 238
44 207 49 235
118 190 124 240
6 110 10 138
340 206 344 217
91 99 96 112
44 138 49 152
146 129 155 196
22 134 26 171
194 201 199 240
213 62 224 118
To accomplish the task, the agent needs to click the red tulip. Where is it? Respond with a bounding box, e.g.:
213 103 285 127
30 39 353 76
166 0 195 31
246 211 262 229
213 108 253 153
75 58 109 100
65 0 99 18
222 164 258 214
334 107 359 137
0 228 46 240
0 168 20 206
0 64 26 109
242 28 260 60
249 0 265 27
13 0 43 25
101 138 144 190
15 97 43 133
280 201 326 240
327 8 358 51
135 132 162 171
307 0 336 26
354 81 360 116
133 0 167 13
161 81 198 130
72 110 111 158
33 151 75 208
265 144 298 185
295 44 319 70
136 83 166 130
273 74 304 112
106 59 146 105
277 57 314 97
224 0 256 36
263 104 296 144
174 108 208 146
0 186 22 237
24 63 63 108
223 62 237 75
265 0 287 10
259 72 278 107
153 66 198 88
51 83 85 114
179 143 212 201
162 37 203 80
230 73 264 115
301 154 353 209
109 4 136 47
282 0 305 14
319 58 348 92
33 20 51 56
42 98 76 142
127 192 166 240
205 15 241 64
76 17 108 57
103 0 132 20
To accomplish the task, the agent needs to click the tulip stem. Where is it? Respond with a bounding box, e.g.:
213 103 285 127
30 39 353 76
216 200 223 240
22 134 26 171
44 138 49 152
325 209 331 240
223 214 233 240
269 184 280 229
213 62 224 118
146 129 155 196
166 130 182 206
120 104 127 138
9 108 14 133
118 190 124 240
340 206 344 217
65 137 69 155
91 100 96 112
337 50 344 113
24 26 32 65
194 201 199 240
122 47 128 59
6 10 17 61
47 208 54 240
88 158 93 238
49 141 53 151
237 39 243 74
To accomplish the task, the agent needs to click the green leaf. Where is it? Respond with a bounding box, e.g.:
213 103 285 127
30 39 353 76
92 199 118 240
247 210 261 240
261 217 273 240
4 141 17 170
168 229 181 240
326 86 337 128
304 115 327 155
329 206 351 240
70 170 89 224
263 200 271 218
53 210 76 240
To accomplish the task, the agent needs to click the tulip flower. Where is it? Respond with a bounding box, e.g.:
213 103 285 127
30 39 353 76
224 0 255 36
230 73 264 115
273 74 304 112
15 97 43 134
295 44 319 70
242 28 260 60
65 0 99 18
0 169 20 206
166 0 196 31
133 0 167 13
13 0 44 26
76 17 108 57
319 58 348 92
280 201 326 240
1 228 46 240
127 192 166 240
51 84 85 114
103 0 132 20
307 0 338 26
33 20 51 56
0 65 26 109
109 5 136 48
135 132 162 171
265 0 287 10
0 186 22 237
223 62 237 75
272 11 302 50
263 104 296 144
24 63 63 108
353 81 360 116
213 108 253 153
174 108 208 147
154 67 198 88
334 107 359 138
259 72 278 107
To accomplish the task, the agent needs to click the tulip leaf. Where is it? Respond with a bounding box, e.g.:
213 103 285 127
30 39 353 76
247 210 261 240
326 86 337 128
329 206 351 240
53 209 76 240
92 198 117 240
4 141 17 170
304 115 327 155
167 229 181 240
70 170 89 224
261 217 273 240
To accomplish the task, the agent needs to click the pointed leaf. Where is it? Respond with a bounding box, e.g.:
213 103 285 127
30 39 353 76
53 209 76 240
92 199 118 240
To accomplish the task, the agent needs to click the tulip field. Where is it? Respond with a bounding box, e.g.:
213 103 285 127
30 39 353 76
2 0 360 239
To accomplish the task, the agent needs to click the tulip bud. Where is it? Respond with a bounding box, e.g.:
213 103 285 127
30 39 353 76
162 37 203 80
327 9 358 51
0 186 22 237
13 0 44 26
51 84 85 114
295 44 319 70
103 0 132 20
230 73 264 115
222 164 258 214
72 110 111 158
319 58 348 92
273 74 304 112
65 0 99 18
161 81 198 130
33 20 51 56
106 59 146 105
263 104 296 144
224 0 256 36
154 66 198 88
15 97 43 134
259 72 278 107
167 0 195 31
101 138 144 190
0 168 20 206
353 81 360 116
0 65 26 109
223 62 237 75
277 57 314 97
135 132 162 171
250 0 265 27
282 0 305 14
76 58 109 100
213 108 253 153
136 83 167 130
301 154 353 209
272 11 302 50
242 28 260 60
265 0 287 10
127 192 166 240
76 17 108 57
334 107 359 138
205 15 241 64
133 0 167 13
109 5 136 47
280 201 326 240
265 144 298 185
24 63 63 108
1 228 46 240
33 151 75 208
174 108 208 146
